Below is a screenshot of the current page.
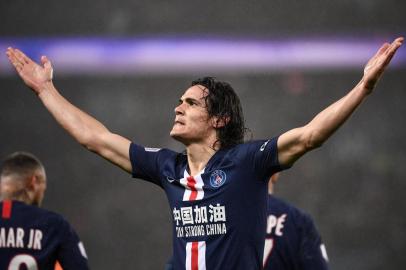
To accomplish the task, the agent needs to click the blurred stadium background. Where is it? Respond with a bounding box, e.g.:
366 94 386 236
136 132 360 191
1 0 405 269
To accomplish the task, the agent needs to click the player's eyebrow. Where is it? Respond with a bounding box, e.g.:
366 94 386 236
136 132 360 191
179 96 204 106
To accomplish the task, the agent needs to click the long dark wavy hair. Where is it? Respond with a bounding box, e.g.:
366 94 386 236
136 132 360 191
191 77 246 149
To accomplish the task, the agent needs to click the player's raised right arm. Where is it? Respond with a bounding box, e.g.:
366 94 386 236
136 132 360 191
6 47 132 173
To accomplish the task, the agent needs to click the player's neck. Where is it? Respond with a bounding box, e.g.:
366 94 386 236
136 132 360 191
1 194 31 204
186 143 217 176
0 187 32 204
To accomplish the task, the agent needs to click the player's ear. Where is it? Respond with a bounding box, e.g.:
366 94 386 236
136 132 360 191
27 175 36 190
212 116 230 129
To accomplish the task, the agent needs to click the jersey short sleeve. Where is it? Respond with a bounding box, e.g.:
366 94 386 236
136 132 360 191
238 137 286 181
129 143 178 187
300 214 329 270
56 217 89 270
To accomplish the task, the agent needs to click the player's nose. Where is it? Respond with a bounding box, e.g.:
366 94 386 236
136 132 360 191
174 103 185 115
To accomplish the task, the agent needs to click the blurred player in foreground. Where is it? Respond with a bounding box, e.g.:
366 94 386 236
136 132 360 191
0 152 89 270
5 37 403 269
263 173 329 270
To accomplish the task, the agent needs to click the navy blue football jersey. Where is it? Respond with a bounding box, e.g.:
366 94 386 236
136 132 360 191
263 195 329 270
130 137 285 270
0 200 89 270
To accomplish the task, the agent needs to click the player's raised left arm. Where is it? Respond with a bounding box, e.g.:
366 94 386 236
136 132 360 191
277 37 403 167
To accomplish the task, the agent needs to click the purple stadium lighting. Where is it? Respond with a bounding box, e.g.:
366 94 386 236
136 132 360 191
0 37 404 75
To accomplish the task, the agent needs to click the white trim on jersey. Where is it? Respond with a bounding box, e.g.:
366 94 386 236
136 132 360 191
320 243 329 262
263 237 274 267
186 241 206 270
144 147 161 152
181 169 205 201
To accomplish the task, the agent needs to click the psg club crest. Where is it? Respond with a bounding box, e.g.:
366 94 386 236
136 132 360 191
210 170 227 188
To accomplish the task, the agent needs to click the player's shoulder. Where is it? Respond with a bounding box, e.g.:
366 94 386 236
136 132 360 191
40 207 66 221
238 137 278 150
131 143 178 155
131 143 185 165
268 195 295 211
26 202 68 224
36 207 76 239
221 138 278 159
1 201 68 227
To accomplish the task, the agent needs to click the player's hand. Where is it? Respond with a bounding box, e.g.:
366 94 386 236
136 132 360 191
362 37 403 94
6 47 54 95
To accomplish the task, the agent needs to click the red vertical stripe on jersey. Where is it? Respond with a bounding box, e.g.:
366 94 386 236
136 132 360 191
2 200 12 219
187 176 198 201
191 241 199 270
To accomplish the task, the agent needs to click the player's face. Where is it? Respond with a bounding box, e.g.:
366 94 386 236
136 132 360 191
170 85 217 144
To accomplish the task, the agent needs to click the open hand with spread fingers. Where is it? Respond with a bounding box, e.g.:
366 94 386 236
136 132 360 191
6 47 54 95
362 37 403 93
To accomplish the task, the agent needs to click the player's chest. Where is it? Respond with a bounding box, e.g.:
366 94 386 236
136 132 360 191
164 162 253 202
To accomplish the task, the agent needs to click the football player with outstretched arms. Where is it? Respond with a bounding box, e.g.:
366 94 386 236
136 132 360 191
5 37 403 269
